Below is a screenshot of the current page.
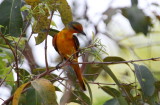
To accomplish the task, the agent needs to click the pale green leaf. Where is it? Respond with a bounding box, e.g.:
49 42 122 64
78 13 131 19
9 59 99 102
31 78 57 105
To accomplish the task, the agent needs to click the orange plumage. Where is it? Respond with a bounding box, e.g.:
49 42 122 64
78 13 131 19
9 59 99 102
52 21 86 91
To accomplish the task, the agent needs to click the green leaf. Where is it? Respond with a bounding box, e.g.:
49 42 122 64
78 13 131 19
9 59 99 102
73 90 91 105
60 90 91 105
9 0 23 37
117 96 128 105
0 57 7 75
26 87 42 105
32 67 55 75
103 95 128 105
131 0 138 6
103 98 119 105
103 56 126 62
2 67 14 86
102 65 121 86
51 21 57 27
103 56 129 66
120 83 134 95
84 64 102 81
120 83 136 103
101 86 120 97
20 5 29 11
85 79 93 105
0 0 23 37
102 65 134 104
0 25 4 28
56 0 73 25
55 86 62 92
31 78 57 105
122 6 152 36
155 81 160 91
0 48 14 86
103 56 131 69
34 28 59 45
35 33 46 45
134 64 156 96
2 35 26 51
19 68 30 84
0 0 12 34
48 29 59 37
12 82 30 105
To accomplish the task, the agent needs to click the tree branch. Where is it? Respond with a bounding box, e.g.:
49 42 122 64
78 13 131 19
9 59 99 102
72 57 160 65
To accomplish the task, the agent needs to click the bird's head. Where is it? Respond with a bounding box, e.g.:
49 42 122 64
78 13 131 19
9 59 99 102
66 21 86 35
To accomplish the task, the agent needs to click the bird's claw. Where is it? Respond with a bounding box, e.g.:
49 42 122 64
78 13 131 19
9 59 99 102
56 63 61 69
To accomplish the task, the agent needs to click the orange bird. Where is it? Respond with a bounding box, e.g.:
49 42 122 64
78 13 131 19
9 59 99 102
52 21 86 91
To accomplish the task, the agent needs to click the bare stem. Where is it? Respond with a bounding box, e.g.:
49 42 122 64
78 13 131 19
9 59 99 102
71 57 160 65
44 11 54 72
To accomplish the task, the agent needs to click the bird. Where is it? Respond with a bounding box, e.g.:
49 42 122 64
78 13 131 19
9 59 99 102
52 21 86 91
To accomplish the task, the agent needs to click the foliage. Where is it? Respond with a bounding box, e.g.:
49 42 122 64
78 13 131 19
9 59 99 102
0 0 160 105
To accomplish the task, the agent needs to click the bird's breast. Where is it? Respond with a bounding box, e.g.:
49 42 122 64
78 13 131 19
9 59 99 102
56 32 77 59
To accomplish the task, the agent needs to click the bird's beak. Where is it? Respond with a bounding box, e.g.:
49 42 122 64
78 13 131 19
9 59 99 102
81 31 86 36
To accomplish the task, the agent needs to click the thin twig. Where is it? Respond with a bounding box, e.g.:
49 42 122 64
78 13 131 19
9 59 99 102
0 33 16 58
72 57 160 65
88 81 136 86
44 11 54 72
0 98 5 102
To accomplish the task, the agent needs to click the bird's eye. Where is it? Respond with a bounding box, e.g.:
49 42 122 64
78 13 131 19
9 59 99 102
72 26 79 31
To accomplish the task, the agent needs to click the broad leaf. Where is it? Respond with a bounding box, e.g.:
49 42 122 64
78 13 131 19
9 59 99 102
0 0 12 34
103 56 130 67
122 6 152 36
2 67 14 86
60 90 91 105
19 68 30 84
0 0 23 37
9 0 23 37
102 65 134 103
101 86 120 97
12 82 30 105
103 94 128 105
48 29 59 37
131 0 138 6
34 33 46 45
31 78 57 105
103 56 126 62
84 64 102 81
26 87 42 105
104 98 119 105
73 90 91 105
134 64 155 96
102 65 120 86
117 96 128 105
103 56 129 65
0 48 14 86
56 0 73 25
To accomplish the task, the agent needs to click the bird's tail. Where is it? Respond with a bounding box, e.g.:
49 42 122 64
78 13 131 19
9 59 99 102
71 63 86 91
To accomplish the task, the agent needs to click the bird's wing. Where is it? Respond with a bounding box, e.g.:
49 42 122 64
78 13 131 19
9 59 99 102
73 35 80 57
52 34 60 54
